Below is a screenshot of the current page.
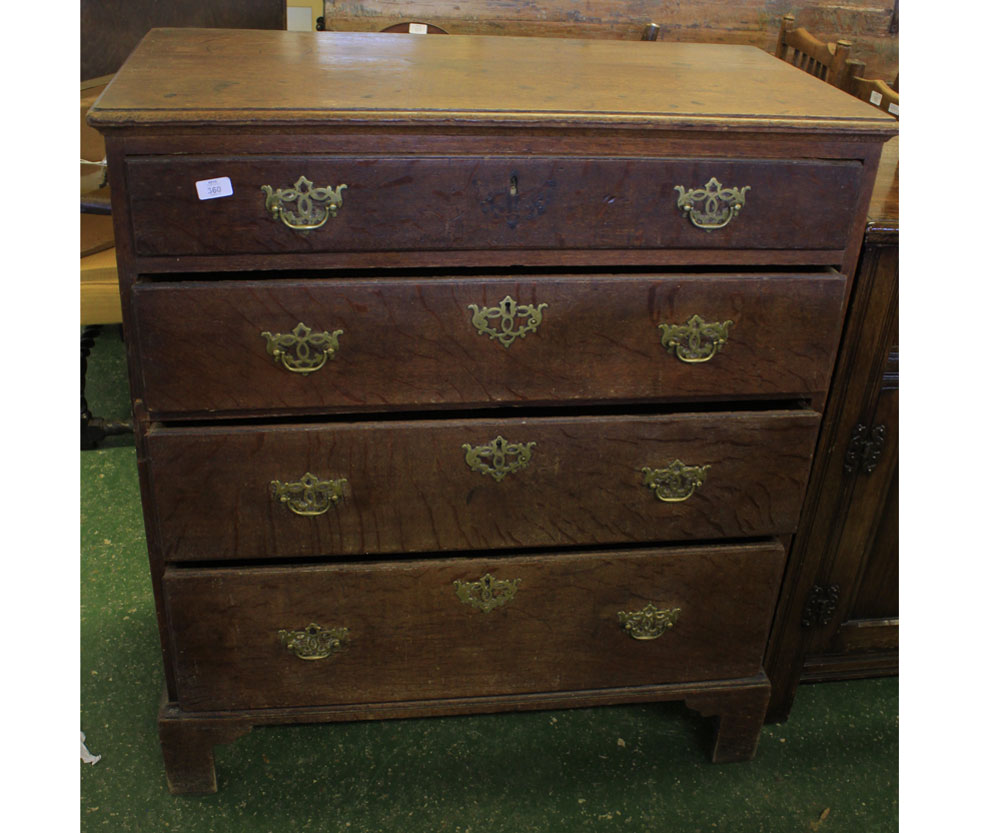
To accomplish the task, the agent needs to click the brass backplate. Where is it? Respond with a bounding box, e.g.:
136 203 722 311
462 435 536 482
641 460 709 502
270 473 347 516
454 572 521 612
278 623 349 660
617 603 681 640
674 176 749 230
468 295 547 348
261 322 343 374
658 314 733 363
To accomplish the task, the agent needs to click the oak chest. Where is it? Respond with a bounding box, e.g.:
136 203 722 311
88 28 896 793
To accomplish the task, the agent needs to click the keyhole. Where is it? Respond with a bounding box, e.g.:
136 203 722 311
509 175 518 196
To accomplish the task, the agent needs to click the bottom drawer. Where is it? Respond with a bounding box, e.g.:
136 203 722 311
164 541 785 711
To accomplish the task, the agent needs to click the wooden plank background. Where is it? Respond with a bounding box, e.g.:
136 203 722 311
322 1 898 84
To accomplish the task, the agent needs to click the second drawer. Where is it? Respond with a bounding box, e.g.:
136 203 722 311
132 272 846 417
146 410 820 561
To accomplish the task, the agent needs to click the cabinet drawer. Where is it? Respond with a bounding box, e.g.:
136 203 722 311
163 541 785 711
126 155 863 258
133 272 845 418
146 410 819 561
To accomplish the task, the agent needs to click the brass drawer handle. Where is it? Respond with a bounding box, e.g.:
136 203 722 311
674 177 749 230
278 623 349 660
468 295 548 348
261 175 347 231
618 603 681 640
270 473 347 516
462 435 536 481
641 460 709 502
658 314 733 363
261 322 343 374
454 572 521 612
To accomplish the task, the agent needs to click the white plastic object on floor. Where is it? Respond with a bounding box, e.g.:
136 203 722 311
80 731 101 765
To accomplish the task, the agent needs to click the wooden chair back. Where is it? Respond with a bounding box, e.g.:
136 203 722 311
774 13 853 90
641 23 660 41
377 20 662 39
841 60 900 119
380 22 449 34
851 76 899 118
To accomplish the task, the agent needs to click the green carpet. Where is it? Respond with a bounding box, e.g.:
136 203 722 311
80 326 898 831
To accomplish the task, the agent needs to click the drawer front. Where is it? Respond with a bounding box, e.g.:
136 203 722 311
126 155 863 257
133 272 845 417
146 411 820 561
163 541 785 711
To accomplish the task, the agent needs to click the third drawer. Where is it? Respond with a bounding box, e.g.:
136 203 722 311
146 410 821 561
131 272 846 417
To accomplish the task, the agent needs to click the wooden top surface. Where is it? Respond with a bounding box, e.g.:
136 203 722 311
868 135 899 225
89 28 897 135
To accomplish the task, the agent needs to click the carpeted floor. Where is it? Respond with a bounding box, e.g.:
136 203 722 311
80 325 898 832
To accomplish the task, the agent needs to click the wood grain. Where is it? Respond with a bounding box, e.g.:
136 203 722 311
163 541 785 710
867 135 898 224
87 29 898 134
124 154 864 258
146 410 820 560
765 163 898 720
132 272 845 417
156 672 773 791
86 28 892 787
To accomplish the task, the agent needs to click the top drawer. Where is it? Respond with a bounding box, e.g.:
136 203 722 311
125 155 863 258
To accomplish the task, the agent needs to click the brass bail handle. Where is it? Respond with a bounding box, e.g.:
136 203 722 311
641 460 710 503
278 623 349 660
618 603 681 640
674 177 749 230
261 175 347 231
260 322 343 375
658 314 733 363
270 473 348 516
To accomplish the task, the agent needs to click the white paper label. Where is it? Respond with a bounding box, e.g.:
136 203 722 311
869 91 883 106
888 102 899 115
408 23 428 34
195 176 234 201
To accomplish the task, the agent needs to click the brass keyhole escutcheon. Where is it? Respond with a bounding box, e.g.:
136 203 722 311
462 435 536 482
454 573 521 613
468 295 547 348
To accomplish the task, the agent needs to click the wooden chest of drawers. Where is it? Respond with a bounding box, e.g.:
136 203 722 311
88 28 896 793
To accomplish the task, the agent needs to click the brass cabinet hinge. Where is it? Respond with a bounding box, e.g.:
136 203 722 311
801 584 840 628
844 423 886 475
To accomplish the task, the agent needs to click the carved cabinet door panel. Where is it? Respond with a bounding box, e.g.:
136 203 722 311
765 231 898 721
805 311 898 671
